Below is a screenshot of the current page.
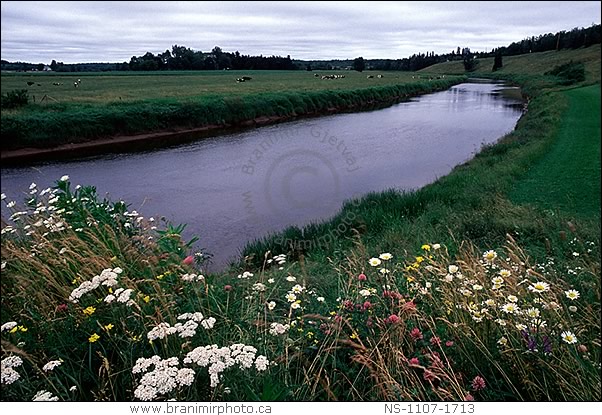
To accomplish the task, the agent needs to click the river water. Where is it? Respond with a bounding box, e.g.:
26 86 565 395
0 80 524 270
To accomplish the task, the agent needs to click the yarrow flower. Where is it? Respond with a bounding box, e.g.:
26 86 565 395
32 390 59 401
1 356 23 385
359 289 372 297
42 360 63 372
561 331 578 344
564 290 580 300
269 322 290 336
528 281 550 293
132 356 195 401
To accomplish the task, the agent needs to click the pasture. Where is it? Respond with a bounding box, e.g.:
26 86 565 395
1 70 425 105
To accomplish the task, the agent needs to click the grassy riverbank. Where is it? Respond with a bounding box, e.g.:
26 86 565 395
1 49 600 401
1 71 462 151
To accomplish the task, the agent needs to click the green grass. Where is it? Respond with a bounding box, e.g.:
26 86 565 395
1 70 432 104
510 85 601 216
420 45 601 84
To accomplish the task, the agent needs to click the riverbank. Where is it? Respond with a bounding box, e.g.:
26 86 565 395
1 75 463 163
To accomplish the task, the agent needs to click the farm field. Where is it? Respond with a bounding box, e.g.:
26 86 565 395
1 70 426 104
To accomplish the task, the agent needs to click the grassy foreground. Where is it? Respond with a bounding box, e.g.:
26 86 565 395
0 71 461 151
1 53 600 401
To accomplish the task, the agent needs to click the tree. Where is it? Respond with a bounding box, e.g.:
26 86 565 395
353 57 365 72
492 50 503 72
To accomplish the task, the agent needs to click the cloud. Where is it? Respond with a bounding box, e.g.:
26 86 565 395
1 1 600 63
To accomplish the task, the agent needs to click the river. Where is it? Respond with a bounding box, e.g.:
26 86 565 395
0 80 524 271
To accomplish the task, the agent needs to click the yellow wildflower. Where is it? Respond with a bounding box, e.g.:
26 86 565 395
421 244 431 251
18 326 27 332
104 324 114 331
156 274 164 280
88 333 100 343
415 256 424 263
142 295 150 303
9 326 18 334
83 306 96 316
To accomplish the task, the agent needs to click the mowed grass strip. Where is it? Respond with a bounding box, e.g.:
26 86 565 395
510 85 601 217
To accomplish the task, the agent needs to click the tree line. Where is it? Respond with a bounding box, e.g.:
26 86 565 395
1 23 599 73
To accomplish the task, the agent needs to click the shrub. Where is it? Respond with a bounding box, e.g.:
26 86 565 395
545 61 586 85
1 89 29 109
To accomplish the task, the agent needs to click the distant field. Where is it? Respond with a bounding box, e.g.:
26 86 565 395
421 44 601 82
1 70 424 105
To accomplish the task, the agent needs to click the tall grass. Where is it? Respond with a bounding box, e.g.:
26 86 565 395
1 181 599 401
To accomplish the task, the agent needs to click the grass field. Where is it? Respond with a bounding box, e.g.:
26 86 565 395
1 70 427 104
511 85 601 216
421 44 601 84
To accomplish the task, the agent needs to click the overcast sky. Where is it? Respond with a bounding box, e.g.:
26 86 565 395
1 1 600 63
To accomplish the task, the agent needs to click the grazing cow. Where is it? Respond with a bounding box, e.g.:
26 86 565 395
366 75 374 79
241 76 252 81
74 82 79 88
27 81 35 86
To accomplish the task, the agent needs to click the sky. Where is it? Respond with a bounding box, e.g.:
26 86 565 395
1 1 601 63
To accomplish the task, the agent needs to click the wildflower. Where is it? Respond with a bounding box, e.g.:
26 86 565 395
267 278 275 283
578 344 588 353
565 290 580 300
444 274 454 282
432 244 441 250
448 265 459 274
316 297 325 302
359 289 371 297
60 175 70 182
464 393 475 401
386 314 400 324
515 324 527 331
415 256 424 263
379 253 393 260
1 322 17 332
484 299 496 307
104 323 114 331
421 244 431 251
285 293 297 302
410 327 423 341
491 276 504 285
358 273 367 281
286 276 296 282
430 336 441 346
369 258 382 267
526 308 540 318
253 282 267 292
483 250 497 263
88 333 100 343
267 301 276 310
69 386 77 392
255 355 269 372
183 255 194 265
363 301 372 310
269 323 290 336
201 317 216 330
291 301 301 310
568 305 578 313
143 295 150 303
445 340 454 347
379 268 388 274
497 337 508 347
33 390 59 401
42 360 63 372
499 269 511 278
495 319 507 326
291 284 304 294
224 285 232 292
528 281 550 293
471 376 486 391
507 295 518 303
561 331 578 344
501 303 519 314
423 370 437 382
1 356 23 385
82 306 96 316
473 284 483 291
572 252 579 257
